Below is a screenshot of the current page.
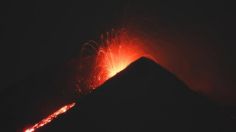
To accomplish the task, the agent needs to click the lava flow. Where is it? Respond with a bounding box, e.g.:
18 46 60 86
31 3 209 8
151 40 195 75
24 103 75 132
24 29 156 132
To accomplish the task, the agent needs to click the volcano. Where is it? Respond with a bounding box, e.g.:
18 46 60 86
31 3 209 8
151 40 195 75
35 57 234 132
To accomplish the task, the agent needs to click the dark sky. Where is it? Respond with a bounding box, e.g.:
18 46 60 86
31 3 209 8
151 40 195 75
0 1 124 90
0 1 235 104
121 1 236 104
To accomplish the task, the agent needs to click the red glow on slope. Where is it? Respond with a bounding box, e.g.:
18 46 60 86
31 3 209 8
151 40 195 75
24 103 75 132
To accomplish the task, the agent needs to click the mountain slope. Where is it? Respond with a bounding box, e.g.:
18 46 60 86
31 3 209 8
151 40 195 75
40 57 235 132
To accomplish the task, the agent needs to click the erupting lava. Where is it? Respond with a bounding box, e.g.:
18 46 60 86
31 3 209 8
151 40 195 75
24 29 155 132
24 103 75 132
79 29 155 92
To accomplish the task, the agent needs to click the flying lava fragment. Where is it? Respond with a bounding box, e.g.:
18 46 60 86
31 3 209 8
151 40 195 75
24 29 156 132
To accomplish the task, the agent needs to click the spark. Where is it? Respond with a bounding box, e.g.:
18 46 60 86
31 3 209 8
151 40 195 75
24 102 75 132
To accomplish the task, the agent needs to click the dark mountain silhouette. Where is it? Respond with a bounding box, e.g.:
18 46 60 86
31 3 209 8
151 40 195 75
38 57 235 132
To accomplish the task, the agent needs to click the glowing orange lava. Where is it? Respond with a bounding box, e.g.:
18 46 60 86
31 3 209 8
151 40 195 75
24 103 75 132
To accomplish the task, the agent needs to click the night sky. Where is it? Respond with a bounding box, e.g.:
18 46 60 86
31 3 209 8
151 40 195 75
0 0 235 104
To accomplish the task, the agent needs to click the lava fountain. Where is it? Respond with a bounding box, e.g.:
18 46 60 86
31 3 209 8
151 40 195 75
24 29 156 132
77 29 156 93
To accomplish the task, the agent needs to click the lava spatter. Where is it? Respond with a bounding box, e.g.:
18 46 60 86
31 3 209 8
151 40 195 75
77 29 156 92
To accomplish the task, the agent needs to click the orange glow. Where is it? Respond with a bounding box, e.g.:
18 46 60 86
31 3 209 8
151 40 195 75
98 38 143 78
81 29 156 90
24 102 75 132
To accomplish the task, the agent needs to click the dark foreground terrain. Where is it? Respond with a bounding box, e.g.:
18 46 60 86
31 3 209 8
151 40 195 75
38 57 235 132
0 57 235 131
